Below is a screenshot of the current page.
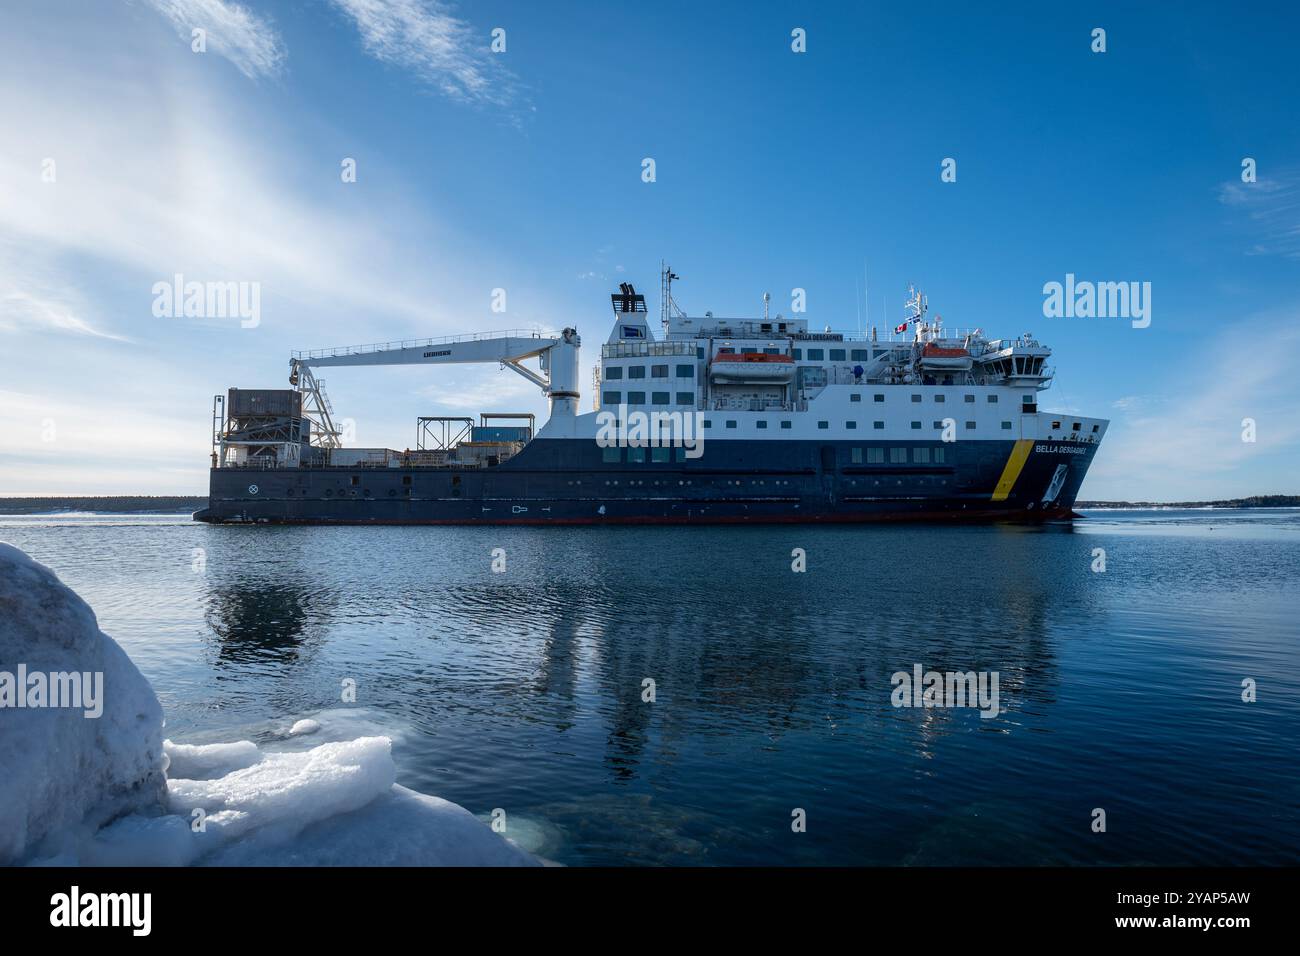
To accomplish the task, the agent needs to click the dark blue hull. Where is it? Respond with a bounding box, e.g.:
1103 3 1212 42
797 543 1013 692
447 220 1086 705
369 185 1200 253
195 438 1101 525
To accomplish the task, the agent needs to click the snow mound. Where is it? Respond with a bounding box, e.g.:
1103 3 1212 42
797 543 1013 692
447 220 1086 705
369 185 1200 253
1 542 537 867
163 739 261 779
0 543 166 864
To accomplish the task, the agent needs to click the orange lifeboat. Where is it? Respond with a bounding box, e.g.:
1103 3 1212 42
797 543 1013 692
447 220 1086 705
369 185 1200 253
919 343 973 370
709 351 796 383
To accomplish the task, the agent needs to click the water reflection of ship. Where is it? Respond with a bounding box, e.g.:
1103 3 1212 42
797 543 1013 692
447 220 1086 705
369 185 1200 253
509 527 1080 777
204 577 330 665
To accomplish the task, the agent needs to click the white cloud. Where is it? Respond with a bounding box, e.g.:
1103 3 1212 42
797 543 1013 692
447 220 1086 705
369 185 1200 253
328 0 519 107
140 0 287 79
1084 311 1300 500
1217 167 1300 260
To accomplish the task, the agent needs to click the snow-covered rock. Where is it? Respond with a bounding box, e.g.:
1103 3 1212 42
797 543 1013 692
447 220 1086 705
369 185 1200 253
0 543 167 864
0 543 538 867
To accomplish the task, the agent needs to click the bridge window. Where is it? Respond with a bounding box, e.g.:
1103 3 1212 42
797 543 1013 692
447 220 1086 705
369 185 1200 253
675 364 694 378
763 347 780 355
628 366 646 379
851 349 868 361
651 364 668 378
676 392 694 405
602 390 620 406
605 366 623 380
830 349 846 361
808 348 825 360
652 392 670 405
628 391 646 404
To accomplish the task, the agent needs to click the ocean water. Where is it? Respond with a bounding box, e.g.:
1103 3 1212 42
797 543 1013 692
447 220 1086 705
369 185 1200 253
3 509 1298 866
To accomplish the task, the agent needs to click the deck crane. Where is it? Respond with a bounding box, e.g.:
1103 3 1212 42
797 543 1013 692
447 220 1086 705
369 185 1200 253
287 327 582 448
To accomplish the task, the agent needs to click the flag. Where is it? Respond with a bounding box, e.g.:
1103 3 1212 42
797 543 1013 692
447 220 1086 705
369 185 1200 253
894 320 909 334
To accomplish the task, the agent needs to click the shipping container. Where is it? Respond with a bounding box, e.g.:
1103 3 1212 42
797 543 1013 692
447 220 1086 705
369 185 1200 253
471 426 531 443
228 388 303 419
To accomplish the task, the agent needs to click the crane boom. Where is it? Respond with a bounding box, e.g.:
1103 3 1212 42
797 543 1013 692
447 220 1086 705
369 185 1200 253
288 327 583 426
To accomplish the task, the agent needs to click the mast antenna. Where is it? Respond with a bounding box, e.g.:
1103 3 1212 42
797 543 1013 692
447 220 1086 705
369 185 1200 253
660 260 683 336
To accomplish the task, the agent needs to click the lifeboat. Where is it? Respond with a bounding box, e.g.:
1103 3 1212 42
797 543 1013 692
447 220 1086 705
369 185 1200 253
918 343 973 370
709 351 796 384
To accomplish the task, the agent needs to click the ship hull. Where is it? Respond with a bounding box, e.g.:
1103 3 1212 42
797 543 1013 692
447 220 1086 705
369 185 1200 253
195 437 1101 525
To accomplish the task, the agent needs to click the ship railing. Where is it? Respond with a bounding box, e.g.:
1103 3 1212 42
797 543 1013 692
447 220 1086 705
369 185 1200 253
292 328 556 361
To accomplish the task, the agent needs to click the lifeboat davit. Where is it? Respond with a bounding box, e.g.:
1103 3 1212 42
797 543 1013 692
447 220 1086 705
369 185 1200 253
919 343 973 370
709 351 796 384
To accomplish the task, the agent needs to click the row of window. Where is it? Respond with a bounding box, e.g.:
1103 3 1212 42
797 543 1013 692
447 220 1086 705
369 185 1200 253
699 419 1015 431
603 391 696 406
850 447 948 464
598 445 949 465
850 393 1007 403
603 364 695 381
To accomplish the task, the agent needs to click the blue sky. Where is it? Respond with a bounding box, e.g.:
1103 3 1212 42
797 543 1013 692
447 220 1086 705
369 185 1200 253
1 0 1298 499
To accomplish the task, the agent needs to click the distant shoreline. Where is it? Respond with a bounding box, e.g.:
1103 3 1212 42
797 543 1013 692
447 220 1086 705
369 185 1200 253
0 494 1296 515
0 496 206 514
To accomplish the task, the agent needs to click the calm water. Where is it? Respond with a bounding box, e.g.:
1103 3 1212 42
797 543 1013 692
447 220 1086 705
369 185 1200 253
3 509 1299 866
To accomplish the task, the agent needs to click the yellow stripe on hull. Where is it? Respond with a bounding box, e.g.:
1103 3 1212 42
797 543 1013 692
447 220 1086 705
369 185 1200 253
990 439 1034 501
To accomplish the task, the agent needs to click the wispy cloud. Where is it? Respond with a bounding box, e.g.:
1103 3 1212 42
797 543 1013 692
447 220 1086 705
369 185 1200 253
327 0 520 108
0 288 127 341
1086 310 1300 499
140 0 286 79
1217 167 1300 259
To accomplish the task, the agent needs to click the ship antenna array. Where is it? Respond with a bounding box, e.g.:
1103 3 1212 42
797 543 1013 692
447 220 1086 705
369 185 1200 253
660 260 685 336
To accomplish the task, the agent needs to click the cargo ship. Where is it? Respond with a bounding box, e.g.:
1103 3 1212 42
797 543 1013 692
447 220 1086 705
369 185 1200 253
194 270 1106 525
